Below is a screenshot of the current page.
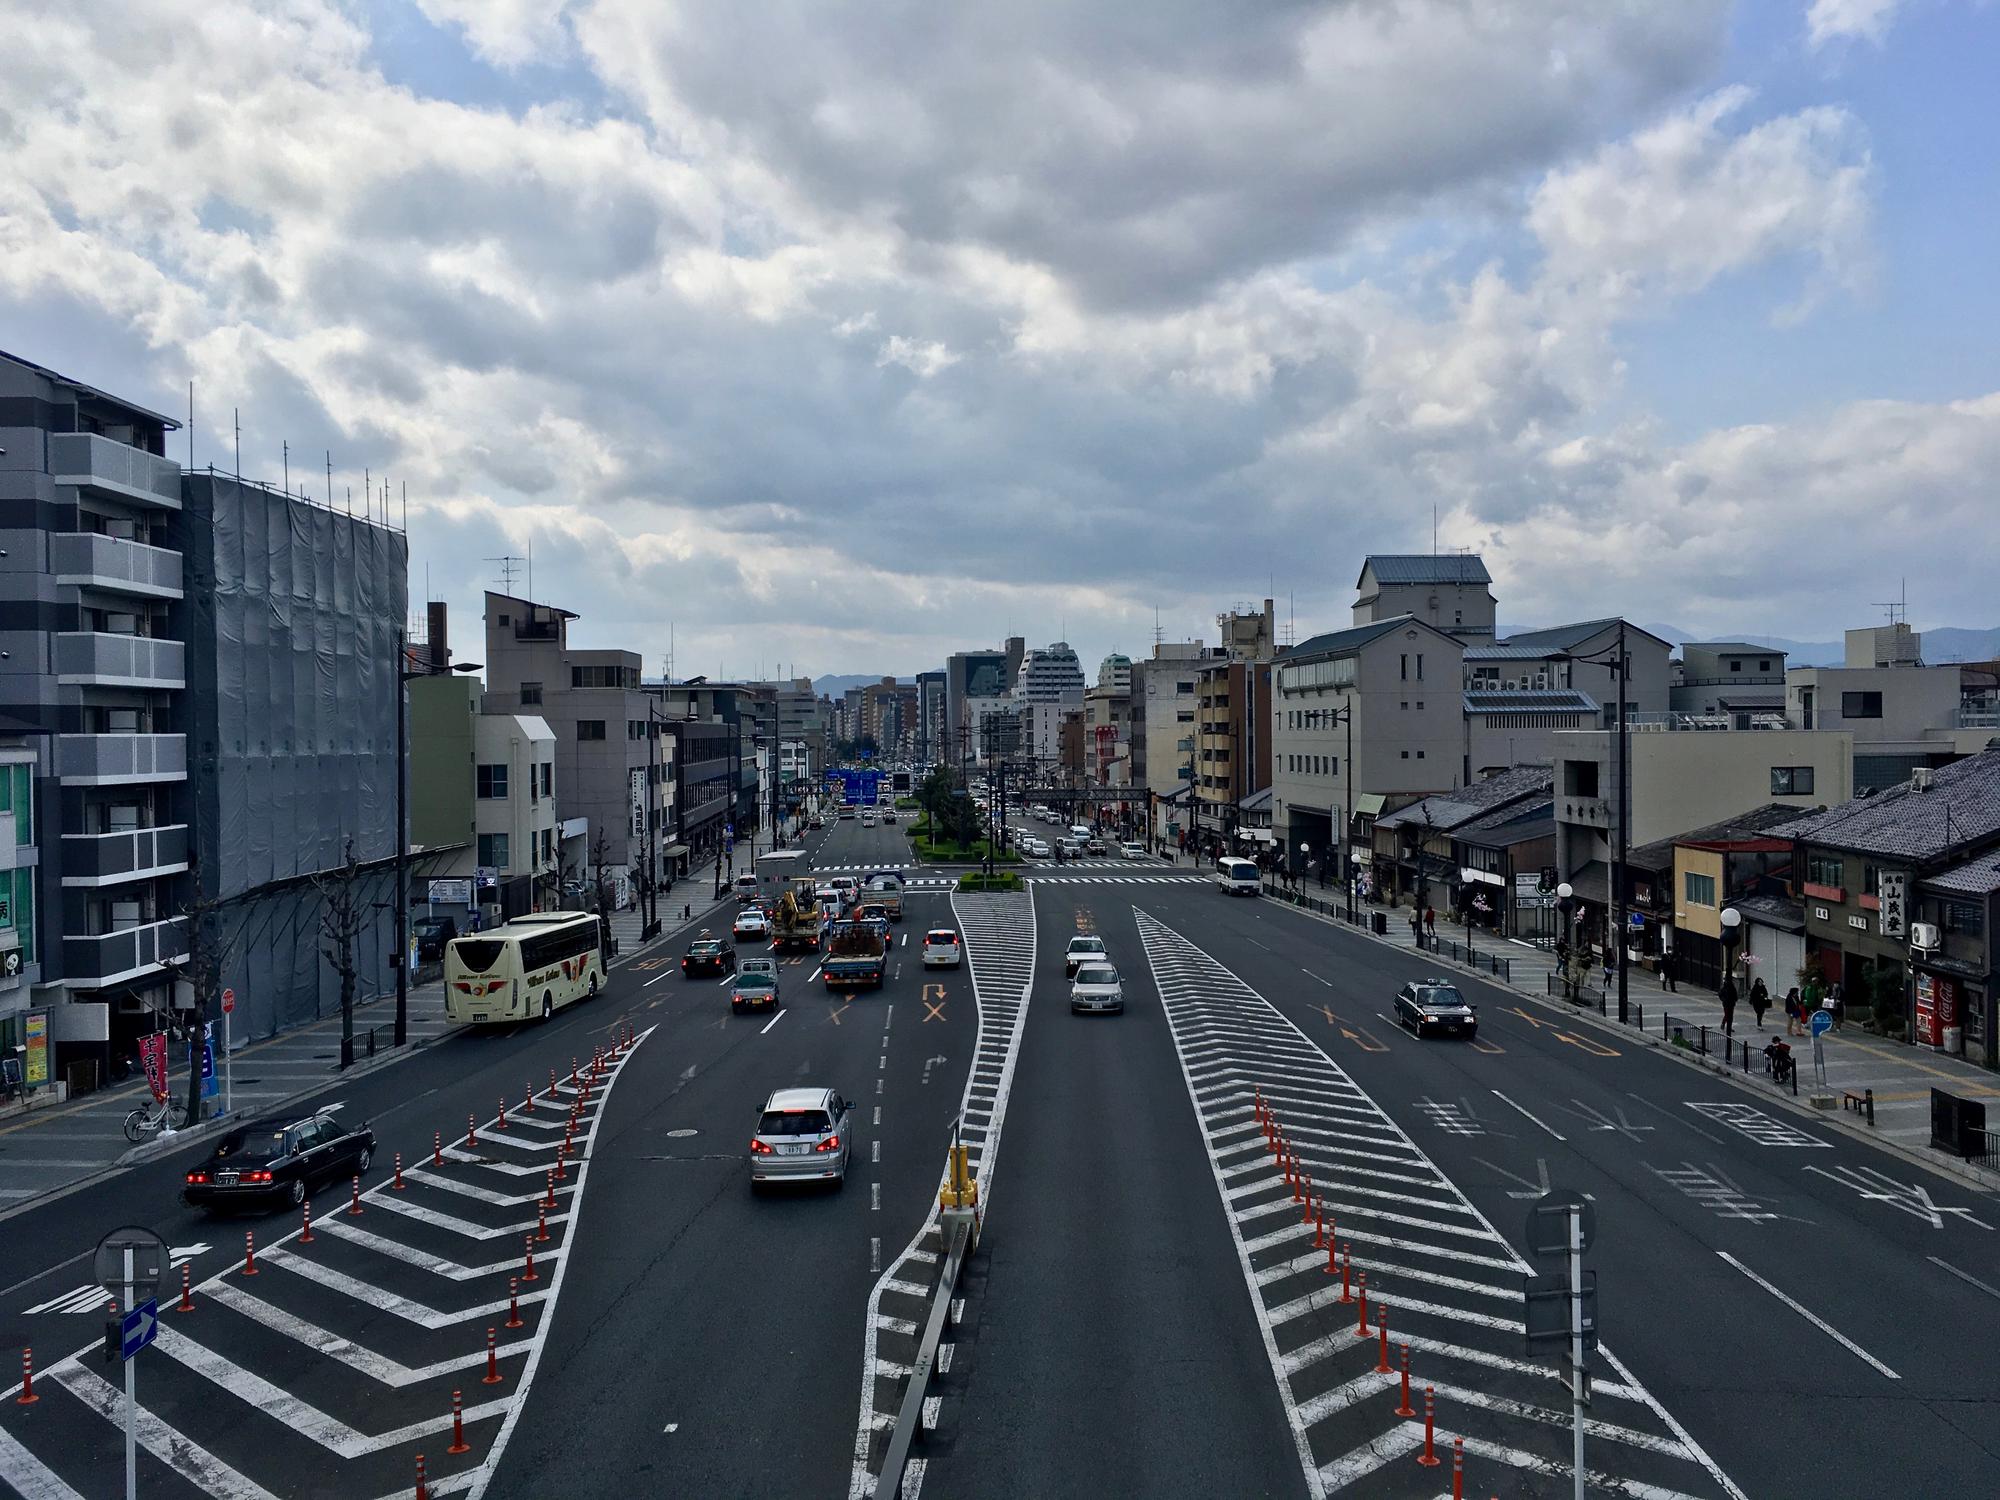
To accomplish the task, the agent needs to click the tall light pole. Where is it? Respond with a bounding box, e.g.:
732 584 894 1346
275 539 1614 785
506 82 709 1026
1720 907 1742 995
1330 699 1355 922
1557 881 1575 997
1558 624 1633 1023
395 633 482 1048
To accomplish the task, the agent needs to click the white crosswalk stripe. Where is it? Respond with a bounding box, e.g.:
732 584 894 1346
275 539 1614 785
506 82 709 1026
0 1036 652 1500
1132 909 1740 1500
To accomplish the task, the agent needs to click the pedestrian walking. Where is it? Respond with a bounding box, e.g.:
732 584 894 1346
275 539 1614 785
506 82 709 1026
1719 974 1739 1036
1424 906 1437 941
1658 948 1678 993
1784 986 1804 1038
1749 977 1769 1029
1408 907 1422 948
1828 981 1845 1031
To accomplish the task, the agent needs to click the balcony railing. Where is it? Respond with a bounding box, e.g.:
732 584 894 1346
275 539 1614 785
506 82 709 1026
55 633 186 689
1959 704 2000 729
64 917 188 986
55 734 187 785
60 824 190 886
48 433 182 509
51 532 184 598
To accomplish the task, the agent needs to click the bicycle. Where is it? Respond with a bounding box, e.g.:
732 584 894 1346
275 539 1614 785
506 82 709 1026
123 1094 187 1142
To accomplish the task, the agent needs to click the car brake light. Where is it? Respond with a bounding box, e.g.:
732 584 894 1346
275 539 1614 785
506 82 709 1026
815 1134 841 1153
749 1139 774 1154
244 1170 273 1183
185 1171 208 1184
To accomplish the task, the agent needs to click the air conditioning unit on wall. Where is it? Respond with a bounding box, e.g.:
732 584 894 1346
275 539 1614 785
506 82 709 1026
1910 922 1941 951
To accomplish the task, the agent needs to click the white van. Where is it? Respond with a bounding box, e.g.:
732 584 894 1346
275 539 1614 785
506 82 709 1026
1068 824 1092 842
1215 857 1262 896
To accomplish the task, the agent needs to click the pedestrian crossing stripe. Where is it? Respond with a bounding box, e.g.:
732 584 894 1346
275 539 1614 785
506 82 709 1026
1021 875 1205 884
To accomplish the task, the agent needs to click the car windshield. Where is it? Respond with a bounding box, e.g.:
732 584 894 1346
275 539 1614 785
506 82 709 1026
1419 987 1468 1010
214 1128 288 1163
451 939 505 973
1075 966 1118 986
758 1109 831 1136
741 959 776 975
1069 938 1104 953
690 941 722 955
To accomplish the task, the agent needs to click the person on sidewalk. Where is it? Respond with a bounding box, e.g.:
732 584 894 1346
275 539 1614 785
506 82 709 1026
1408 907 1422 948
1749 976 1770 1030
1828 981 1845 1031
1424 906 1437 943
1783 986 1805 1037
1719 973 1739 1036
1658 948 1678 992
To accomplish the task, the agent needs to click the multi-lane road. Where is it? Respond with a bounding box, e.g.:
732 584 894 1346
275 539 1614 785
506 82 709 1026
3 814 1997 1499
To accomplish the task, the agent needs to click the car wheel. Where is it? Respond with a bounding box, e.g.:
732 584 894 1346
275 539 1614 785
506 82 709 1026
542 993 553 1021
356 1147 373 1174
590 974 600 997
288 1179 306 1207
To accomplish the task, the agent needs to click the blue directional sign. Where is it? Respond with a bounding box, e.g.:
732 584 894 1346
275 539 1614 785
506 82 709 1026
1810 1008 1833 1038
120 1298 159 1361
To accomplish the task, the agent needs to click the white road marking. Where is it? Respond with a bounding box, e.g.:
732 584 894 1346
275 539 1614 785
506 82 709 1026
0 1421 88 1500
870 1238 881 1273
1491 1089 1567 1141
761 1010 786 1035
48 1362 280 1500
872 1140 882 1163
1929 1255 2000 1301
664 1423 680 1434
203 1282 529 1386
873 1106 881 1125
1718 1251 1900 1379
871 1182 881 1211
1802 1163 1993 1230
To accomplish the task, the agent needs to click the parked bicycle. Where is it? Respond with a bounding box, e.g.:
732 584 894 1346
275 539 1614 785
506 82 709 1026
123 1095 187 1142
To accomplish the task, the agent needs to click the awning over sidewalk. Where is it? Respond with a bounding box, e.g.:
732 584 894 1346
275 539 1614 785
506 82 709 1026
661 843 691 858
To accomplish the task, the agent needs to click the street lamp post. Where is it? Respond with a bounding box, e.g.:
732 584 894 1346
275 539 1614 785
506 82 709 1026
1556 881 1575 997
395 633 482 1049
1555 622 1633 1023
1720 907 1743 995
1331 700 1355 923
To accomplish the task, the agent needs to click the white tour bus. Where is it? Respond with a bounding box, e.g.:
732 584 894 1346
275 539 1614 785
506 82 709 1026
1215 856 1263 896
444 911 604 1025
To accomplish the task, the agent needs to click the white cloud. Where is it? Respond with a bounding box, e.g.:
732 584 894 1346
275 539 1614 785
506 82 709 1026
0 0 1986 680
1805 0 1909 48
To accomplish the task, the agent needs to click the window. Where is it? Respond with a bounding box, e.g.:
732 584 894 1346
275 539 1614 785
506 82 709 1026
477 832 510 870
0 867 32 961
1563 760 1600 797
577 720 606 741
1759 660 1772 672
1400 654 1408 680
1684 871 1717 907
1943 900 1984 936
1330 756 1338 777
1176 680 1195 694
1416 653 1424 681
1805 853 1844 889
1841 691 1883 719
519 682 542 706
540 763 552 796
571 664 635 689
1176 709 1194 723
1771 766 1815 796
1863 865 1880 898
0 763 31 844
476 764 509 799
1400 750 1410 759
1416 750 1425 759
1728 659 1742 673
1401 701 1408 711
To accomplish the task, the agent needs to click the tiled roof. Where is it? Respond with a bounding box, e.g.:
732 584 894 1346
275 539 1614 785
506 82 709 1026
1923 852 2000 895
1374 765 1552 834
1502 618 1673 653
1685 641 1789 656
1357 554 1491 587
1733 893 1806 933
1464 645 1560 661
1455 797 1554 838
1455 801 1555 849
1462 690 1599 714
1671 803 1810 848
1775 749 2000 859
1282 617 1412 661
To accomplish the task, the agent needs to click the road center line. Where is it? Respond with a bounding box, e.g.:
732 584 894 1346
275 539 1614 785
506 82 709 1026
1491 1090 1567 1142
1718 1251 1900 1379
1929 1255 2000 1302
761 1010 786 1035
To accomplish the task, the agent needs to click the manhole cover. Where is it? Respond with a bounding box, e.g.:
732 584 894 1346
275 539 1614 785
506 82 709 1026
666 1128 699 1139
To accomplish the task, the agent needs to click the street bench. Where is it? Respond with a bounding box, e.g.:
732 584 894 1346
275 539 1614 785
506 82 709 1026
1843 1088 1876 1125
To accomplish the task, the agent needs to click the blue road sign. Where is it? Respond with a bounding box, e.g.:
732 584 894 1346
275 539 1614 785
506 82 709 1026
121 1298 158 1361
1810 1008 1833 1038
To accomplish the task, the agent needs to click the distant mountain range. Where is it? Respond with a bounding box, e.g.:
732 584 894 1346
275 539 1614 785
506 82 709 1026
1636 625 2000 667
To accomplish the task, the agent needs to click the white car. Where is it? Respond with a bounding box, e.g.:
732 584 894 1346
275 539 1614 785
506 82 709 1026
1064 935 1108 977
1070 963 1125 1015
1121 841 1148 860
732 908 770 940
862 814 877 827
921 927 963 968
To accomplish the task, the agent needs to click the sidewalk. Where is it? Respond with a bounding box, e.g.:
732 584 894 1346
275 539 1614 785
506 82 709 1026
1259 875 2000 1187
0 880 738 1215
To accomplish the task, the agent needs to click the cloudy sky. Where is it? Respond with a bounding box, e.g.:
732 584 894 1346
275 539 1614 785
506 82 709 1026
4 1 1996 680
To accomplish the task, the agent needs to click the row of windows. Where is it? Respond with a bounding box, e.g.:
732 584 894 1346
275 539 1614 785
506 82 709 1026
1287 754 1340 777
477 826 558 874
1841 691 1883 719
1277 658 1356 694
573 664 639 689
1684 871 1717 908
1770 766 1815 795
477 763 556 800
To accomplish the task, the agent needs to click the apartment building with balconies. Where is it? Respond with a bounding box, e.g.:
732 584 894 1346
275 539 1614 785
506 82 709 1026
0 348 189 1075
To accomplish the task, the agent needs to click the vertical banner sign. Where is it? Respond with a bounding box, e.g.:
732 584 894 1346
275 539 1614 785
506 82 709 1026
198 1022 219 1101
138 1032 169 1102
629 768 647 840
22 1009 50 1088
1878 869 1907 939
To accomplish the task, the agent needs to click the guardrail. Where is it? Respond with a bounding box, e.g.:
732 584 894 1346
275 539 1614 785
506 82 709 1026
873 1131 982 1500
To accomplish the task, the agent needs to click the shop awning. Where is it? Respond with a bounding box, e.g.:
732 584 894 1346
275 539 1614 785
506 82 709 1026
1355 793 1388 817
661 844 691 858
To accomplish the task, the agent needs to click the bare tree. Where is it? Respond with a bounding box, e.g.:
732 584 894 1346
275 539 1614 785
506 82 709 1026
315 837 366 1069
174 866 238 1124
589 828 616 957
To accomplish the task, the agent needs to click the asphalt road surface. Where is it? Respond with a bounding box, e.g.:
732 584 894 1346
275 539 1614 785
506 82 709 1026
6 836 1997 1500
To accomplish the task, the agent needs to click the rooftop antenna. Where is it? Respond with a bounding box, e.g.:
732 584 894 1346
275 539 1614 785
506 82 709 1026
488 555 524 594
364 467 371 525
401 479 408 533
325 450 332 511
527 538 533 603
188 380 195 469
233 407 241 485
283 440 289 496
1153 608 1163 649
1432 504 1438 556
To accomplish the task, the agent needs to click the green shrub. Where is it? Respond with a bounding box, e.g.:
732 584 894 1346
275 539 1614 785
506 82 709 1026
956 871 1024 893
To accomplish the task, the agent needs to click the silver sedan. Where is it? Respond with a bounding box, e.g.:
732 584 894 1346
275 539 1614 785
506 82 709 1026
1070 963 1125 1015
749 1087 852 1188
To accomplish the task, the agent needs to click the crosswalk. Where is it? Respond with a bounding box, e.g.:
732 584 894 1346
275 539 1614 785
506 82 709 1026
848 889 1036 1500
1023 873 1206 884
1132 911 1738 1500
0 1034 652 1500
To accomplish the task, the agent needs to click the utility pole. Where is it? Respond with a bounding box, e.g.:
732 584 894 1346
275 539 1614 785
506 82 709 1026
1614 617 1632 1025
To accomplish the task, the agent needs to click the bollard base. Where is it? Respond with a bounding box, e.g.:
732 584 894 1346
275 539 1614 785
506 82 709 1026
1808 1092 1837 1111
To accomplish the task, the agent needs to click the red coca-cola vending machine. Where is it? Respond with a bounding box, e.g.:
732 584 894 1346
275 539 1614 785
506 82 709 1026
1915 971 1961 1053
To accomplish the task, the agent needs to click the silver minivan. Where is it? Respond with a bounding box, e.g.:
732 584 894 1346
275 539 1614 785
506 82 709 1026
749 1087 851 1189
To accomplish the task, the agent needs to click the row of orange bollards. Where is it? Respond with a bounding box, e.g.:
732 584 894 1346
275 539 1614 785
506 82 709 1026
1254 1087 1487 1491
